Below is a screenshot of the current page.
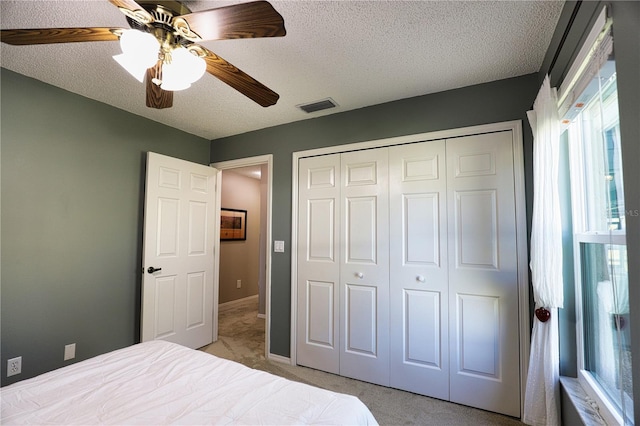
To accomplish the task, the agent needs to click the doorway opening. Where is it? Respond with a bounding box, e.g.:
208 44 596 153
212 155 272 358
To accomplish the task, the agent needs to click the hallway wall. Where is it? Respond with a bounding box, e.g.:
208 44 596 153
219 171 261 304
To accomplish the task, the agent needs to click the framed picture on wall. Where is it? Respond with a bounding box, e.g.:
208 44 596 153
220 208 247 241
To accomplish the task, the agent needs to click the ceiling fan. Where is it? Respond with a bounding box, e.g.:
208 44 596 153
0 0 286 109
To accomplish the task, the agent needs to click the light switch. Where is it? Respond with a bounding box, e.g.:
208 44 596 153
274 240 285 253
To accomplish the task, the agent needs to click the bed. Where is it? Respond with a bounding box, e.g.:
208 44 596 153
1 340 378 425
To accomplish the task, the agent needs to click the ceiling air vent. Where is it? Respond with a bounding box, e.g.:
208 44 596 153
297 98 338 113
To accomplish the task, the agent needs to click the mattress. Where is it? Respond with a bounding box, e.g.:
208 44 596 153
1 340 378 425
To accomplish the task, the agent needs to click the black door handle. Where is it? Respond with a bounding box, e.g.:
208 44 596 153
147 267 162 274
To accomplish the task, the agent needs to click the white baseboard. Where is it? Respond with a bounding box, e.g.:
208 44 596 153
268 352 292 365
218 294 258 312
257 313 266 319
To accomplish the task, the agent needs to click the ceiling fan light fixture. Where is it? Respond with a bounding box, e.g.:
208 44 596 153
3 0 286 108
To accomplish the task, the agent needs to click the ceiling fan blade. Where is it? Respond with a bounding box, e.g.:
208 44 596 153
145 62 173 109
179 1 286 41
201 46 279 107
0 28 122 45
108 0 154 24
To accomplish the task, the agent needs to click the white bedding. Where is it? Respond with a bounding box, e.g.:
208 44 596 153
1 340 377 425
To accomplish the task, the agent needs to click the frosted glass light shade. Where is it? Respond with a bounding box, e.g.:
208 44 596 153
112 53 147 82
172 47 206 83
119 30 159 68
160 47 206 91
113 30 159 82
160 61 191 91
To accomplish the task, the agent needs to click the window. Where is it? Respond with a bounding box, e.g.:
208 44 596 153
561 9 633 424
581 242 631 416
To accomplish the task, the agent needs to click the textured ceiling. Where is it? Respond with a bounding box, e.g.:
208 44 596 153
0 0 564 140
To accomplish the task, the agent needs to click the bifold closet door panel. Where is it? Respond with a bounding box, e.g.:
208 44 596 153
446 131 521 417
388 141 450 400
296 154 341 374
339 148 390 386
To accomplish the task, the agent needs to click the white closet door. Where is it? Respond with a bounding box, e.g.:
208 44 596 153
447 131 520 417
339 148 390 386
389 141 449 399
296 154 341 374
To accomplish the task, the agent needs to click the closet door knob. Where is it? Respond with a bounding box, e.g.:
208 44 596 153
416 275 426 283
147 267 162 274
355 272 364 279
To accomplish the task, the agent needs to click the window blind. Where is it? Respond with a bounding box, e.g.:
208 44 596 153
557 6 614 120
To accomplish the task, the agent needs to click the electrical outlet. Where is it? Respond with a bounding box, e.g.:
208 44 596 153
64 343 76 361
7 357 22 377
236 279 242 289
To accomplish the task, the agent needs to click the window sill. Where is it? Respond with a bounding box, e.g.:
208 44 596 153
560 376 607 425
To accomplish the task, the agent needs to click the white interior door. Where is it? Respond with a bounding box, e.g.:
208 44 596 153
339 148 390 386
446 132 520 417
389 140 449 399
296 154 341 374
141 152 219 349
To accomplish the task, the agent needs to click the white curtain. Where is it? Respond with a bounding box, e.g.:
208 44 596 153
523 75 563 426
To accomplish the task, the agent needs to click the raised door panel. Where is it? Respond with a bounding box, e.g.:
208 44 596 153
389 141 449 399
306 280 335 347
308 199 335 262
157 198 180 257
404 290 442 366
345 196 377 263
340 148 390 386
345 284 378 355
188 202 208 256
454 190 498 269
296 154 341 374
446 131 520 417
404 194 440 265
153 275 178 339
455 294 500 378
186 272 206 330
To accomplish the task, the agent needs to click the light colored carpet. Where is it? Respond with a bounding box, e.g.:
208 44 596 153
201 297 524 426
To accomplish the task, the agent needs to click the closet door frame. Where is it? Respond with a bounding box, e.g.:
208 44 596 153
290 120 530 414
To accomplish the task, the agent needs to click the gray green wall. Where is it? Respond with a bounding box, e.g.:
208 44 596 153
538 2 639 422
210 73 540 357
0 69 210 386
